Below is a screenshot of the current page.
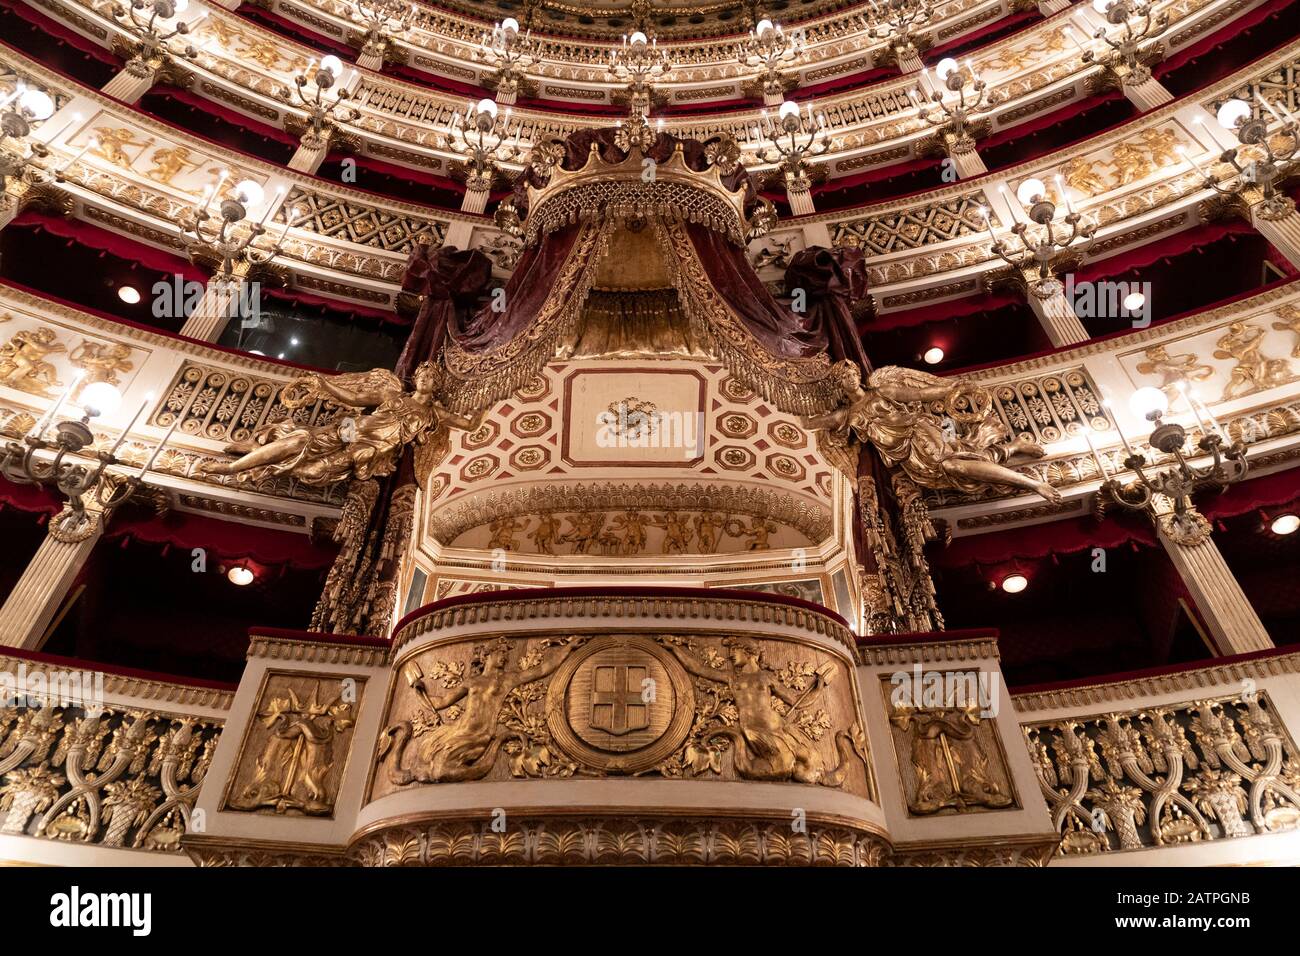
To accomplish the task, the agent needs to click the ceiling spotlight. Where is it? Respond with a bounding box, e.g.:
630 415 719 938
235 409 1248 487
117 285 141 304
227 566 255 586
1123 290 1146 312
923 347 945 365
290 337 300 346
1001 574 1028 594
1271 514 1300 536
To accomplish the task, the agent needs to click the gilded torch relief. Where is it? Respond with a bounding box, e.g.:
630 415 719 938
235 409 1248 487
223 673 362 817
371 633 872 801
881 676 1017 816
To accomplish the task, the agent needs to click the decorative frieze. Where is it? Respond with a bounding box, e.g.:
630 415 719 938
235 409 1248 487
1024 691 1300 855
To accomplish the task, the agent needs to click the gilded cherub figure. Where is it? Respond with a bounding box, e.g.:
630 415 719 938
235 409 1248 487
0 327 65 396
1135 344 1215 404
197 363 483 486
803 363 1061 503
378 637 583 785
1213 321 1293 400
68 340 134 401
1273 304 1300 358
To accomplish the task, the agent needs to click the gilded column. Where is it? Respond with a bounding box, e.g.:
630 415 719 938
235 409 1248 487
786 184 816 216
1156 517 1273 655
1024 281 1090 347
1122 77 1174 112
288 137 331 174
179 275 248 342
949 147 988 179
895 49 925 74
356 50 384 72
1251 206 1300 271
101 66 157 105
0 510 103 650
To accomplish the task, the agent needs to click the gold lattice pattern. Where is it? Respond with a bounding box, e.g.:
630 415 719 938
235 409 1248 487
150 361 342 443
991 369 1112 445
830 192 990 255
277 187 447 254
1206 55 1300 122
0 703 223 852
1025 692 1300 855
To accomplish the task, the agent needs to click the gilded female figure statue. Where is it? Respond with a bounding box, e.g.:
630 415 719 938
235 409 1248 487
803 363 1061 503
198 363 482 486
379 637 582 785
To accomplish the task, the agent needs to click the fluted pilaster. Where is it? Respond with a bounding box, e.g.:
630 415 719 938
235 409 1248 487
1158 526 1274 654
0 519 103 650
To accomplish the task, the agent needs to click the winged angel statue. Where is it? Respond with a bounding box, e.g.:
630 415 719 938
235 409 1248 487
197 362 483 486
803 363 1061 503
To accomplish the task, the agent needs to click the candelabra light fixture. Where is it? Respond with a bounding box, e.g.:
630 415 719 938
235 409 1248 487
910 57 1001 157
0 86 56 194
182 175 293 278
1 377 178 541
1184 96 1299 221
476 17 537 105
609 30 672 120
1098 385 1249 545
284 55 356 150
350 0 414 66
109 0 196 79
738 18 805 104
752 99 829 214
866 0 934 70
982 178 1097 299
448 97 521 193
1065 0 1168 89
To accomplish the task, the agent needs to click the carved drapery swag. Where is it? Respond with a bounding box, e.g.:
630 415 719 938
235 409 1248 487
312 246 491 636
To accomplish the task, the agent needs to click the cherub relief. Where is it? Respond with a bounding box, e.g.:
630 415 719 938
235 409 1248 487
197 364 483 486
728 516 778 550
378 637 583 785
68 341 133 400
488 516 528 550
144 145 202 187
91 127 153 167
0 327 65 396
1137 128 1182 169
803 364 1060 503
530 512 561 555
1213 321 1294 400
693 511 725 554
1273 304 1300 358
559 511 608 554
652 510 693 554
1135 344 1215 404
1059 157 1109 197
1109 141 1151 187
610 509 651 555
664 638 866 787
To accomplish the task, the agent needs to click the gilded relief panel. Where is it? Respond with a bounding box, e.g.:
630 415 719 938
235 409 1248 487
371 632 872 801
0 306 147 401
880 675 1018 817
64 111 268 203
222 672 362 817
1119 302 1300 406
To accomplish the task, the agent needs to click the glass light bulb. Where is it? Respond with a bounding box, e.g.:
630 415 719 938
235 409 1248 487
234 179 264 207
935 57 960 81
1016 178 1047 206
1216 99 1251 131
80 381 122 418
1129 386 1169 420
18 89 54 121
319 55 344 78
777 99 801 120
630 31 648 46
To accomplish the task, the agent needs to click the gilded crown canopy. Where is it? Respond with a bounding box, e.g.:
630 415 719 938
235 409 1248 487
499 125 774 247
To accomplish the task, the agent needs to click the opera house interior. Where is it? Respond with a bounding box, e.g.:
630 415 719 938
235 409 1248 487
0 0 1298 873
